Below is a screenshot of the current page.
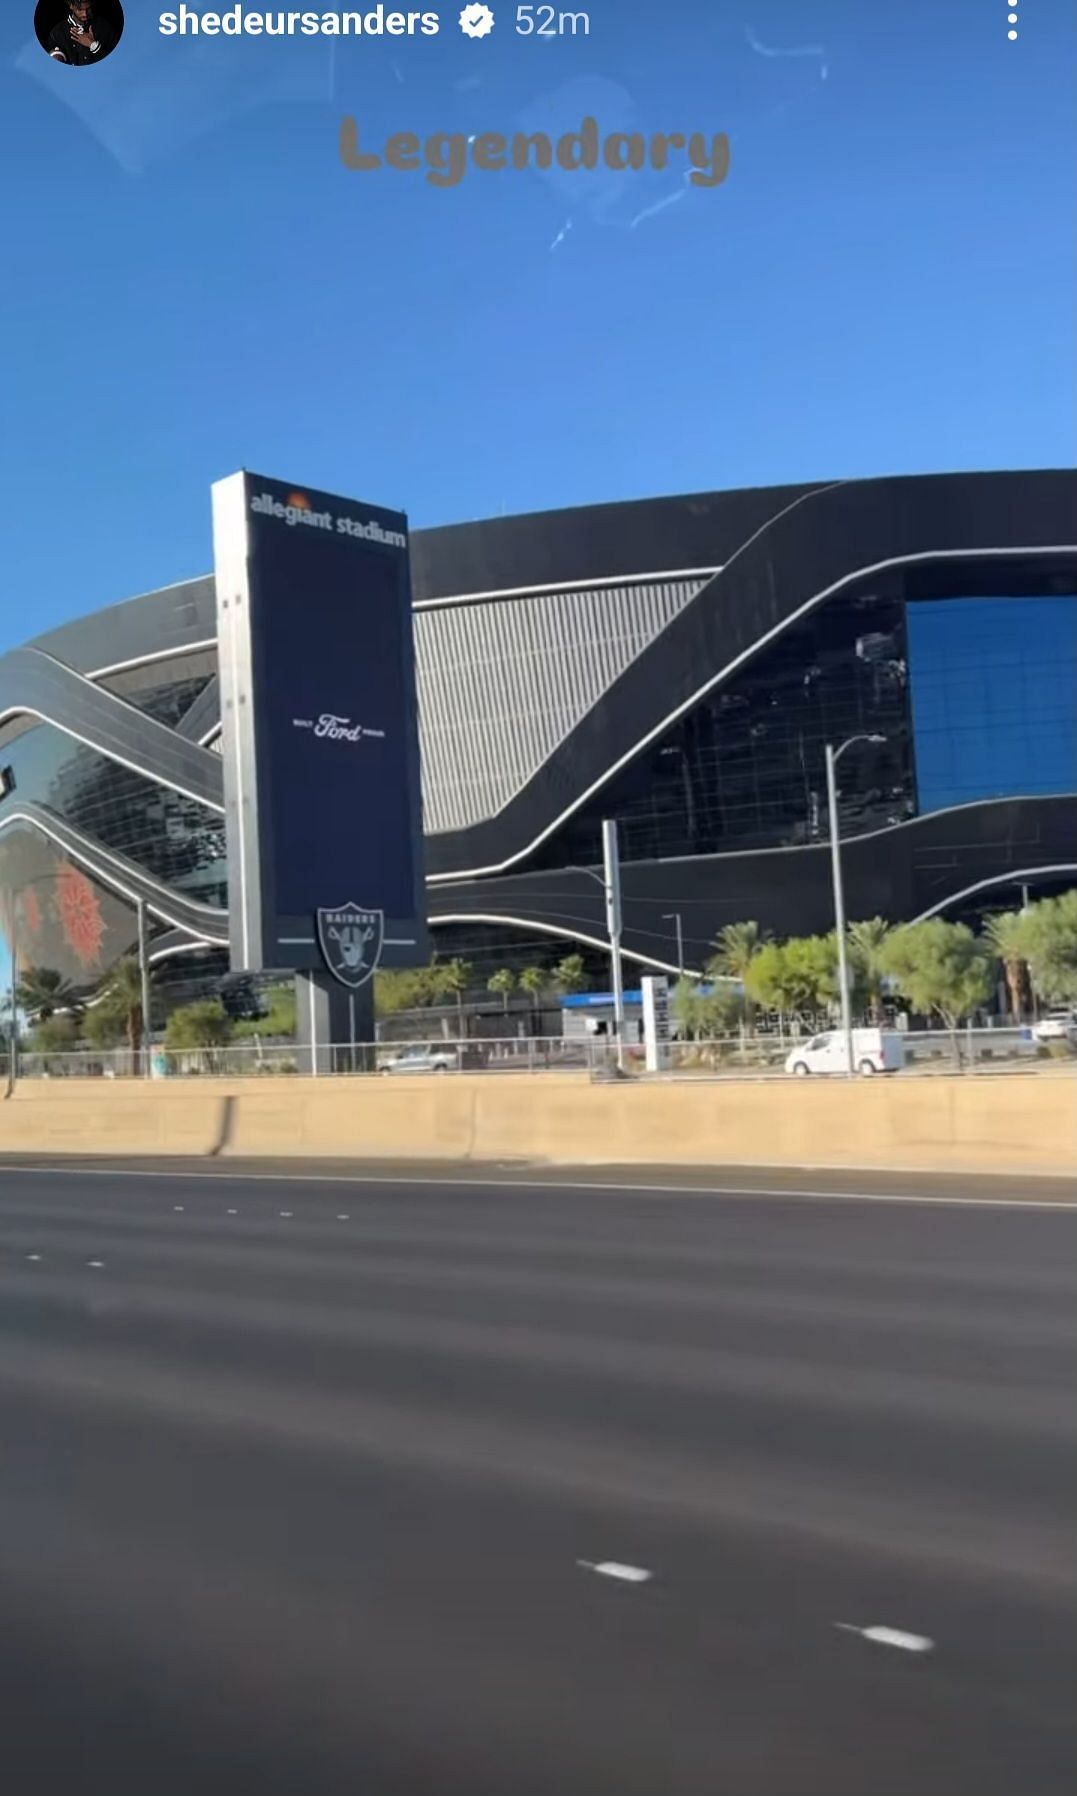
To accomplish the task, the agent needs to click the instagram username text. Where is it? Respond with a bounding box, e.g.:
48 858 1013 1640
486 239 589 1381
340 118 731 189
160 7 441 31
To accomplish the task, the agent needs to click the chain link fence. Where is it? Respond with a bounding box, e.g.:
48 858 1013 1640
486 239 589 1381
4 1026 1072 1082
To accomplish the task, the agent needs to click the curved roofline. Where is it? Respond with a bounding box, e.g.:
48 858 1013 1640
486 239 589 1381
22 469 1072 660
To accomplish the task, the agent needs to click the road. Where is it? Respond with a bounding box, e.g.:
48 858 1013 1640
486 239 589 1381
0 1158 1074 1795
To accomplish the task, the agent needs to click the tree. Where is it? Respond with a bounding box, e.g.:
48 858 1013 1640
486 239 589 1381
882 919 993 1065
487 968 515 1013
1020 891 1077 1006
83 1003 126 1051
29 1014 79 1055
708 921 761 981
233 983 297 1040
164 1000 234 1052
433 957 472 1022
375 965 434 1018
707 921 762 1030
671 980 745 1040
982 909 1033 1022
671 980 706 1041
94 956 149 1057
553 953 587 994
848 918 892 1022
744 936 836 1021
518 966 547 1016
16 966 81 1024
785 935 839 1015
743 941 793 1016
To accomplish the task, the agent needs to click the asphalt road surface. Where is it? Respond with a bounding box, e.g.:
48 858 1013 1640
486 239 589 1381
1 1159 1074 1795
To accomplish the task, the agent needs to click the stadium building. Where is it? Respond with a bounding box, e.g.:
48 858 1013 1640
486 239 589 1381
1 469 1075 997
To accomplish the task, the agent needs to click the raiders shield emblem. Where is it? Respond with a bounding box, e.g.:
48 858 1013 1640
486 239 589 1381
316 903 385 989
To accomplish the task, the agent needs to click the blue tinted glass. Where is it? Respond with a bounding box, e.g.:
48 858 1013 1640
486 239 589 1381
907 596 1077 812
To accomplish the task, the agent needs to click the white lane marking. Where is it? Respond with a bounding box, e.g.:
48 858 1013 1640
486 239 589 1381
6 1165 1076 1211
835 1623 934 1652
337 1214 350 1221
87 1260 105 1269
173 1205 185 1213
226 1208 238 1215
576 1559 653 1583
25 1253 42 1262
279 1211 293 1218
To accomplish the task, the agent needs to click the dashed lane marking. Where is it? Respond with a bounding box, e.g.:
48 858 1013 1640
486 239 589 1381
576 1560 653 1584
835 1623 934 1652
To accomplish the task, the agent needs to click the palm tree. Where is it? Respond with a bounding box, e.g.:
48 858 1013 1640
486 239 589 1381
487 968 515 1013
553 953 587 995
436 958 471 1029
96 956 148 1058
518 966 546 1018
983 909 1032 1023
15 965 81 1024
848 918 892 1022
707 921 761 1030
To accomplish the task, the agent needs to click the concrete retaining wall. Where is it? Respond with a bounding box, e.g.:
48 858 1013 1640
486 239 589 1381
1 1073 1074 1175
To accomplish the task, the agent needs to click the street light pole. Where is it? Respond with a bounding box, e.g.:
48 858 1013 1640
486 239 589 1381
662 912 685 978
136 897 153 1078
826 733 886 1079
601 819 626 1071
4 889 16 1097
825 744 854 1079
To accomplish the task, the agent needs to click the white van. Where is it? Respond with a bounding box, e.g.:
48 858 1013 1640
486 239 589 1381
785 1028 904 1077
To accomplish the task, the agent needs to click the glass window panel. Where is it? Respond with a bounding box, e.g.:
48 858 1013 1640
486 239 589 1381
0 723 226 907
0 825 137 987
907 596 1077 812
532 591 915 870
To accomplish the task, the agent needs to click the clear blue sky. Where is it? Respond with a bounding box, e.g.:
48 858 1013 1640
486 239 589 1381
1 0 1073 647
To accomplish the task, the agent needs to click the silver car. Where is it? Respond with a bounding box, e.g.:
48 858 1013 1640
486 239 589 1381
379 1045 458 1074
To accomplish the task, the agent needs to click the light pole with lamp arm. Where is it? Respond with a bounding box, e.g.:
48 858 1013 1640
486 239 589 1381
3 886 17 1097
136 897 154 1077
569 819 626 1071
824 733 886 1078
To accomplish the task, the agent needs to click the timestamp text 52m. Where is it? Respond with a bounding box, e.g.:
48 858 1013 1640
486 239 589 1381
517 6 590 34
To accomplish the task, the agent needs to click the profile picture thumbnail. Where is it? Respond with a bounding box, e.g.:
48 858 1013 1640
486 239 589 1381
35 0 124 67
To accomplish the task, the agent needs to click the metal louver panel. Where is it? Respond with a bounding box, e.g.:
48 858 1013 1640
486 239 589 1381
414 577 707 833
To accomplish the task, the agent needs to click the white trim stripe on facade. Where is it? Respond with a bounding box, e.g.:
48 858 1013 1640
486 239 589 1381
427 543 1077 883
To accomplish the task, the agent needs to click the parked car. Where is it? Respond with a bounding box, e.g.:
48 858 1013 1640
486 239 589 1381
1031 1011 1077 1045
785 1028 904 1077
379 1044 458 1075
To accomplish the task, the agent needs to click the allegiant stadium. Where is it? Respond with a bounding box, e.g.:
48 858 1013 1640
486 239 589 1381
2 468 1075 997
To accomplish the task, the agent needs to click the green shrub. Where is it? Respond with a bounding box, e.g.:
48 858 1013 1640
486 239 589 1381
29 1014 79 1054
83 1003 127 1050
165 1000 233 1051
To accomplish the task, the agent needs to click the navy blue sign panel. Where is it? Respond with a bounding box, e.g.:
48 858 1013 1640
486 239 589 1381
212 471 427 974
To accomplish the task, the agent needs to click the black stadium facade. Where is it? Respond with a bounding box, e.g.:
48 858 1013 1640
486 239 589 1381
2 469 1075 996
